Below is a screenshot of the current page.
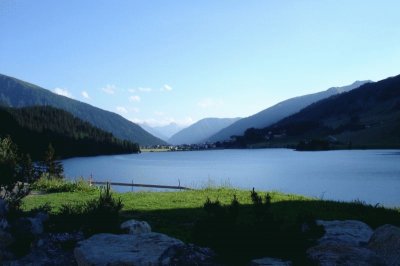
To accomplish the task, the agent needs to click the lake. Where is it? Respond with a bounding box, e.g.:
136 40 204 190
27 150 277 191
63 149 400 207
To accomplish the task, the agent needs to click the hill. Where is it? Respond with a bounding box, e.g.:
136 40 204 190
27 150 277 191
169 117 240 145
232 75 400 149
0 74 166 146
0 106 140 159
207 81 370 143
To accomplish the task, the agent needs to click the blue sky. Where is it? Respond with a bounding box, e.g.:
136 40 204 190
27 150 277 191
1 1 400 126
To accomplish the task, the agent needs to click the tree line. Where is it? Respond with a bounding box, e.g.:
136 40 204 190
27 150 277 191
0 106 140 160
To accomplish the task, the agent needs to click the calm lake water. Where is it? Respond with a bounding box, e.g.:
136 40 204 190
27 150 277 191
63 149 400 207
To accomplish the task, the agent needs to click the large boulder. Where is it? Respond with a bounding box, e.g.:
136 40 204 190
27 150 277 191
316 220 373 246
120 219 151 234
307 242 385 266
250 257 292 266
74 233 218 266
307 220 385 266
75 233 183 265
368 224 400 266
160 243 218 266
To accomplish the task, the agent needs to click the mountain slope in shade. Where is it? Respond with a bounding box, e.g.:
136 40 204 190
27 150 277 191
235 74 400 149
0 73 166 146
207 80 370 143
169 117 241 145
0 106 139 159
141 123 185 142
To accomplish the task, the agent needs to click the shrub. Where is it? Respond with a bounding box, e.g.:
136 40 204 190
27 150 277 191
82 183 123 235
48 183 123 235
193 189 324 265
0 136 30 215
32 175 95 193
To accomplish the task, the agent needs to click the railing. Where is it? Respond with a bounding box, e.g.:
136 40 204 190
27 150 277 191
89 179 192 190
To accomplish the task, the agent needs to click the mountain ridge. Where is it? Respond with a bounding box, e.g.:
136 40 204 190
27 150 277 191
0 73 166 146
231 74 400 149
169 117 241 145
207 80 371 143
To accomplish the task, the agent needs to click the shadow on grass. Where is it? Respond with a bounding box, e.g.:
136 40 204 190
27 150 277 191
118 199 400 266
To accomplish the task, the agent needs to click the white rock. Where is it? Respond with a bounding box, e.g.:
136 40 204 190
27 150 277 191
316 220 373 246
120 219 151 234
368 224 400 266
74 233 184 266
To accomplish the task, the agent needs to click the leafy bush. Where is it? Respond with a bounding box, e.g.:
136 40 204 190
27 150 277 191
32 175 95 193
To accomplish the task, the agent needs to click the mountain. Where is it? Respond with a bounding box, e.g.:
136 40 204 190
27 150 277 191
0 106 139 159
169 117 241 145
207 80 370 143
0 73 166 146
141 123 185 142
232 74 400 149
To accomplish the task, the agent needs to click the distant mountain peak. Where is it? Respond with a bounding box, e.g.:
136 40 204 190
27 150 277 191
169 117 241 145
207 80 370 143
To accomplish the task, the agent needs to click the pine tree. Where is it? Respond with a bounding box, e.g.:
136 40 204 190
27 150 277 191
43 143 64 178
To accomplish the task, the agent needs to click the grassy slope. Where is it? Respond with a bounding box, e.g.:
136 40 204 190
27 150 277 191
22 188 400 242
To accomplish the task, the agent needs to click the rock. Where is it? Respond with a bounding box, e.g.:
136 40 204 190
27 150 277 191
0 229 14 248
27 217 44 235
368 224 400 266
2 232 84 266
0 198 8 217
307 220 386 266
12 213 48 238
120 219 151 234
307 242 385 266
75 233 183 265
316 220 373 246
0 218 8 230
250 257 292 266
160 243 218 266
35 212 50 223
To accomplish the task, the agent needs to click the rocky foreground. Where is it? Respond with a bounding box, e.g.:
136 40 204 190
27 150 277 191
1 198 400 265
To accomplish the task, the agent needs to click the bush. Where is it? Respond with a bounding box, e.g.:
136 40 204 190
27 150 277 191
193 189 324 265
0 136 30 215
32 175 95 193
48 183 123 235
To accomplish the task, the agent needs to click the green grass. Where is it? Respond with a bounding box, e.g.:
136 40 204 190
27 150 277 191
21 187 400 265
23 187 400 241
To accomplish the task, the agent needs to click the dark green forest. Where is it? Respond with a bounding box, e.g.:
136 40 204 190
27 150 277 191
0 106 140 160
0 73 166 146
227 74 400 149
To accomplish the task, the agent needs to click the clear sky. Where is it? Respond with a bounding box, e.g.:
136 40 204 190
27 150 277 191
1 1 399 127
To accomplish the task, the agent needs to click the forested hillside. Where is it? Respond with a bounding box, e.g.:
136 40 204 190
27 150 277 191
229 75 400 149
207 81 369 143
0 106 140 159
0 74 166 146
